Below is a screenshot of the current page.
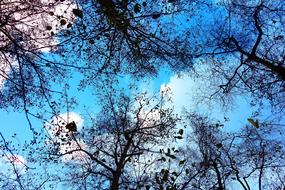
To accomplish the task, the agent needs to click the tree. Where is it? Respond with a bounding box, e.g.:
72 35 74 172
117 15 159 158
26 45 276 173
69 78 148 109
2 94 284 189
0 0 78 116
0 132 55 190
181 113 229 190
0 0 194 123
191 0 285 111
38 90 179 189
177 112 285 190
59 0 194 80
230 124 285 190
1 1 284 189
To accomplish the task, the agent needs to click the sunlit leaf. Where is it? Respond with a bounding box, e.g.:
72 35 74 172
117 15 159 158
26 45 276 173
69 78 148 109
185 169 189 174
179 160 186 165
134 4 141 13
65 121 77 132
162 169 169 181
152 13 161 19
60 19 67 25
165 153 176 159
216 143 223 148
178 129 183 135
72 9 83 18
174 136 183 139
247 118 259 128
46 25 52 30
67 23 72 28
89 39 95 44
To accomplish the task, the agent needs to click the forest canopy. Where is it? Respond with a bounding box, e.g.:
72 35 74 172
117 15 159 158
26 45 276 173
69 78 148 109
0 0 284 189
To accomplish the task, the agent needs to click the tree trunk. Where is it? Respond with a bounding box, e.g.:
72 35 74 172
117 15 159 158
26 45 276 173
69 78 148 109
110 172 121 190
212 161 224 190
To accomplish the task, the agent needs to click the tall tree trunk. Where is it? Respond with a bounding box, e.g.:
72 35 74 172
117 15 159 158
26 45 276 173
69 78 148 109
110 134 133 190
110 171 121 190
212 161 224 190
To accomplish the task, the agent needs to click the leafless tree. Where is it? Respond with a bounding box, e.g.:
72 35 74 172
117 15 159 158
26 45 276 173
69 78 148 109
39 90 179 189
59 0 194 82
178 112 285 190
191 0 285 112
0 0 80 129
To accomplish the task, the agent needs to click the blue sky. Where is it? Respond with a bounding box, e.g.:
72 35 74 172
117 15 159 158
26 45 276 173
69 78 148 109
0 62 266 142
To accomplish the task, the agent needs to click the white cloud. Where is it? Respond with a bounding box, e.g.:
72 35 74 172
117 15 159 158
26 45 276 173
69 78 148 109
59 112 84 131
45 112 84 136
160 66 217 114
160 64 256 132
45 112 88 162
59 140 88 163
